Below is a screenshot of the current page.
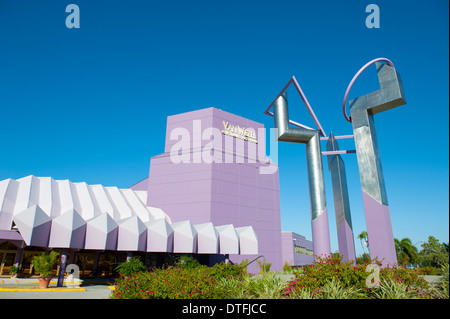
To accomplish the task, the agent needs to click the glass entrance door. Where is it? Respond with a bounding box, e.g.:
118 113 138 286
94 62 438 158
0 252 17 276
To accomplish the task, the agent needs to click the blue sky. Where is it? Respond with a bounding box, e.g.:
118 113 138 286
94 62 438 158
0 0 448 256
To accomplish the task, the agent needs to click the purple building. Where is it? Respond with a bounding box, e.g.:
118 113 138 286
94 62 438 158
131 107 313 272
0 107 313 278
281 232 314 267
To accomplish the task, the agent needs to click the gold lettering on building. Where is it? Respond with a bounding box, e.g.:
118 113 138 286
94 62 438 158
222 121 258 144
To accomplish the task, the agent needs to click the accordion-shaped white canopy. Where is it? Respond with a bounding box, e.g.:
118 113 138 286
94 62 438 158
235 226 258 254
84 213 118 250
49 209 86 249
216 224 239 254
1 176 258 255
194 222 219 254
0 175 171 230
117 216 147 251
172 220 198 253
146 219 173 252
13 205 51 248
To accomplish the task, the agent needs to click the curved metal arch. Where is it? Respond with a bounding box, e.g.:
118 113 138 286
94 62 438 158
342 58 395 123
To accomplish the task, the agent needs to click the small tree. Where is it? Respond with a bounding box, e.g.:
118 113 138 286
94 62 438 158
356 253 371 265
239 258 249 273
283 260 292 273
256 259 271 274
357 231 369 254
9 265 23 277
176 255 201 269
395 237 418 266
115 256 147 276
418 236 449 267
31 251 59 278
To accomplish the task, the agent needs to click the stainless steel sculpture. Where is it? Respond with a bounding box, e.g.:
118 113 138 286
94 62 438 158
345 60 406 266
271 91 331 258
325 132 356 262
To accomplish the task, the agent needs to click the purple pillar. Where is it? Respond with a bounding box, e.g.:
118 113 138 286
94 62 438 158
93 251 100 278
57 248 68 287
362 191 397 266
14 246 23 267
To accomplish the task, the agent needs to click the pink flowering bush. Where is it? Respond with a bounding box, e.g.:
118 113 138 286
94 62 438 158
110 254 432 299
286 254 429 299
111 263 243 299
287 254 368 295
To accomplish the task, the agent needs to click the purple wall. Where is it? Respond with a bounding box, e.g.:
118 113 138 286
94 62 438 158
281 231 314 267
130 177 149 192
144 107 283 272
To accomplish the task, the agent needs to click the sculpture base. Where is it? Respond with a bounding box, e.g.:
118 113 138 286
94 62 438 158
311 208 331 259
337 219 356 263
362 191 398 267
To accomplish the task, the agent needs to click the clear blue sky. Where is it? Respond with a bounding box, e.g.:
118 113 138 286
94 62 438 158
1 0 448 256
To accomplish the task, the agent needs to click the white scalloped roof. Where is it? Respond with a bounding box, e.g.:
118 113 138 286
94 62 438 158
0 175 258 254
0 175 171 229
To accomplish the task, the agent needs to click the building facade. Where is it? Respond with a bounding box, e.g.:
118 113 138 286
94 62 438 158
0 107 313 277
281 232 314 268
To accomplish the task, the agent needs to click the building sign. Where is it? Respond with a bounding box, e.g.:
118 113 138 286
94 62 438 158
222 121 258 144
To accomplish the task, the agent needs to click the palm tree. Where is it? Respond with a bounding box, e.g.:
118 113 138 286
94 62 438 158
357 231 369 254
394 238 418 266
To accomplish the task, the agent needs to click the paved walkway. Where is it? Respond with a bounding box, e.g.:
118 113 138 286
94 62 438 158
420 275 443 286
0 277 113 299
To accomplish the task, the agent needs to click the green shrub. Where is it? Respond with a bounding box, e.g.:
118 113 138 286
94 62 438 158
416 266 442 275
256 259 271 274
111 266 232 299
9 265 23 275
287 254 429 299
373 278 415 299
207 262 245 278
31 251 59 277
110 253 436 299
317 279 362 299
217 273 290 299
433 263 449 299
380 266 429 290
239 259 249 273
288 287 317 299
216 276 248 299
291 254 369 291
176 255 201 269
115 257 147 276
356 253 371 265
440 263 449 286
283 261 292 273
244 273 288 299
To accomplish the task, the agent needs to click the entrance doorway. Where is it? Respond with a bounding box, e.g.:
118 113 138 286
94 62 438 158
0 252 16 276
0 241 19 276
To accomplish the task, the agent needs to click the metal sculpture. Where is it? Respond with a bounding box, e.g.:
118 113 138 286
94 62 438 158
265 57 406 266
344 59 406 266
325 132 356 262
267 90 331 258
